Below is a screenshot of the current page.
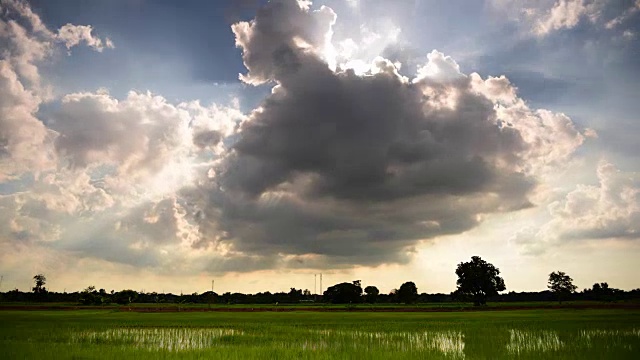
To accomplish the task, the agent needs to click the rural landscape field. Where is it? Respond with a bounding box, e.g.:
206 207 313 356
2 0 640 358
2 307 640 359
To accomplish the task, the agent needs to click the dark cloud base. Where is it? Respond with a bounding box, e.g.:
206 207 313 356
180 0 543 269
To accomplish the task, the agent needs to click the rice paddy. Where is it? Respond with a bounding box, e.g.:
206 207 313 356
1 308 639 359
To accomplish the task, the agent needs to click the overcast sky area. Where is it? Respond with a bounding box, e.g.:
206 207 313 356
1 0 639 295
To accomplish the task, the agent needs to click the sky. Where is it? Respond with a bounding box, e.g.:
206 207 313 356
0 0 639 296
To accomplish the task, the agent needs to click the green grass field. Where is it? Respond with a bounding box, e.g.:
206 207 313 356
1 300 636 310
1 308 639 359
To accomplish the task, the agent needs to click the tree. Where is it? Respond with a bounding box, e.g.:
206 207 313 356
323 281 362 304
32 274 47 294
586 282 621 301
288 288 303 302
548 271 577 303
364 286 379 303
113 290 138 305
454 256 506 306
397 282 418 304
80 286 101 305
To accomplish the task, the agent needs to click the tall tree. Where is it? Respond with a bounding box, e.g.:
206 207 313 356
32 274 47 294
548 271 577 303
364 286 379 303
454 256 506 306
323 281 362 304
397 282 418 304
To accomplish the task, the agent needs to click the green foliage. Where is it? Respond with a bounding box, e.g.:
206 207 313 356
397 282 418 304
364 286 379 303
454 256 506 306
32 274 47 294
584 282 623 301
79 286 111 306
548 271 577 303
113 290 138 305
323 281 363 304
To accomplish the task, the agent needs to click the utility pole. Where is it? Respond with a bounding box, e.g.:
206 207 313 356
314 274 323 295
209 279 214 309
212 280 215 293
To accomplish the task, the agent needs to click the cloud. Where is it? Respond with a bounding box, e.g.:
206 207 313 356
0 194 61 245
513 161 640 255
53 91 193 175
0 59 55 180
57 24 114 52
549 161 640 240
0 0 56 180
0 0 590 273
176 0 586 269
470 74 585 174
50 90 246 208
231 0 337 84
0 86 245 271
534 0 597 36
490 0 640 38
0 0 246 269
0 0 241 272
0 0 53 36
605 0 640 29
0 0 115 180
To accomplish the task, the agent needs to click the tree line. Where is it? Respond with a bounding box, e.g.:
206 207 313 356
2 256 638 306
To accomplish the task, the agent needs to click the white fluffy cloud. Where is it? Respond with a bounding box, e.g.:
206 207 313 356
0 0 245 273
513 161 640 255
1 1 54 179
470 73 585 175
57 24 114 52
54 91 193 174
535 0 598 36
491 0 640 37
0 59 55 180
549 161 640 239
0 0 116 180
0 86 245 270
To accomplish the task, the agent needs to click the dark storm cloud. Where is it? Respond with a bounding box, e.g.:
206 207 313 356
193 130 222 149
228 67 527 202
231 0 337 84
176 0 559 268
